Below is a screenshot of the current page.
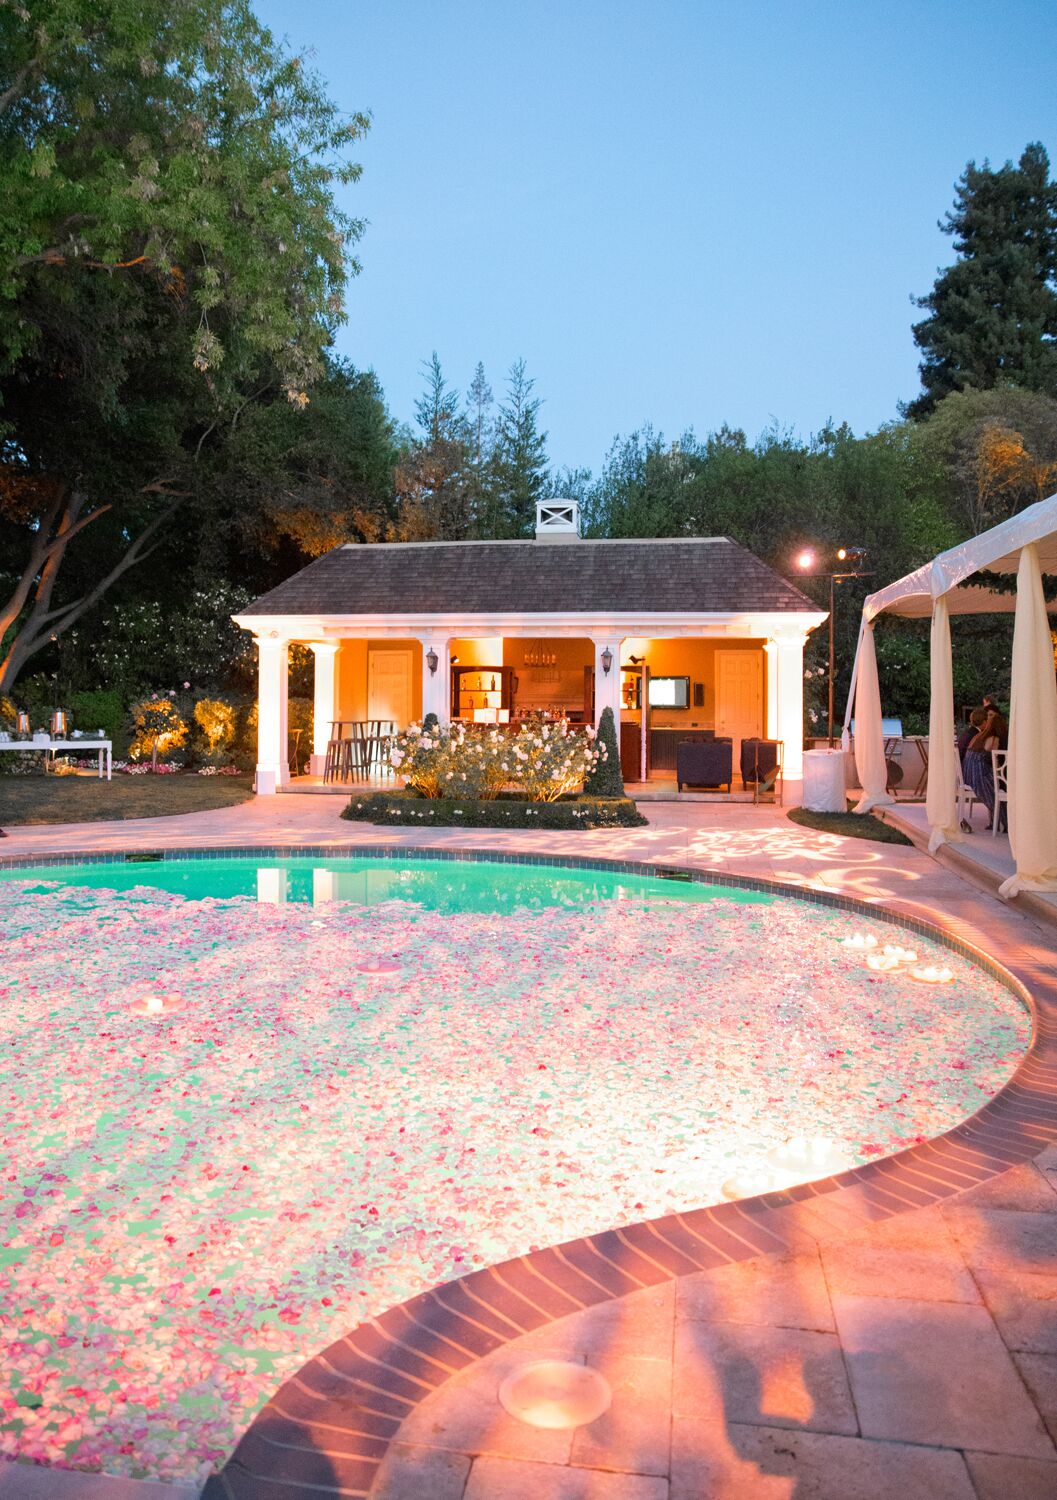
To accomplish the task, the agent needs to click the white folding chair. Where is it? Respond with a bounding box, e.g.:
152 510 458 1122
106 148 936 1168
991 749 1008 836
955 753 982 833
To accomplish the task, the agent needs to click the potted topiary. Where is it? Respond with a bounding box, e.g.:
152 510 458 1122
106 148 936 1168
583 706 625 797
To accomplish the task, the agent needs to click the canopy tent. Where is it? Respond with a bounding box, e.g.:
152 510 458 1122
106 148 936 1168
843 491 1057 898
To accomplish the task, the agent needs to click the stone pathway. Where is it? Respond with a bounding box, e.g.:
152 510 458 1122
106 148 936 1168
369 1154 1057 1500
2 796 1056 1499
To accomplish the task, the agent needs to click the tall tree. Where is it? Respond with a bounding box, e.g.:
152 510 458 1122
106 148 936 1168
465 360 494 533
393 354 472 538
491 358 549 537
909 143 1057 419
0 0 367 690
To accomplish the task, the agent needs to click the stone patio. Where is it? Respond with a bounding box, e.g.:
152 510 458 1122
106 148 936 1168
1 796 1055 1500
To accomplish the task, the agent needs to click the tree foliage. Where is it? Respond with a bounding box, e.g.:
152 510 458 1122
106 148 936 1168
910 143 1057 418
0 0 369 689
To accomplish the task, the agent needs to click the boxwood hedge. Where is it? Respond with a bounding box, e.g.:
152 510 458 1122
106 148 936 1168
342 790 647 829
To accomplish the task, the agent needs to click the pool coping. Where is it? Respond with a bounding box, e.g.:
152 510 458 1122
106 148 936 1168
4 843 1055 1500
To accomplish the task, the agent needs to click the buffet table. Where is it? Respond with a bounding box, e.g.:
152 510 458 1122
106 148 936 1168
0 737 112 780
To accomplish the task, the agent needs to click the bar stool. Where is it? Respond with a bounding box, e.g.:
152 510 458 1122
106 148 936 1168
323 720 350 784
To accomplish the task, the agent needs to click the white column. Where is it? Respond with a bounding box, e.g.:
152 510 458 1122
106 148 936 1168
308 641 339 776
764 641 780 741
255 636 289 795
420 639 451 724
312 868 335 906
772 635 807 779
592 638 622 733
257 868 288 904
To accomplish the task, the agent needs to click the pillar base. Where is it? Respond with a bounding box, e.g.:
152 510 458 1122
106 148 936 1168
255 765 288 795
309 753 327 777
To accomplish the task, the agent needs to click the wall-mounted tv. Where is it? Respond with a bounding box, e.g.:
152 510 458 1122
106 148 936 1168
648 674 690 708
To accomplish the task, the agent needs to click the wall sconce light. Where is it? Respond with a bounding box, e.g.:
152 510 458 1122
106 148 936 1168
601 647 613 676
426 647 439 676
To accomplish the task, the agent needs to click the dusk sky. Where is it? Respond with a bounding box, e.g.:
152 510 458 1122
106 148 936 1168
254 0 1057 473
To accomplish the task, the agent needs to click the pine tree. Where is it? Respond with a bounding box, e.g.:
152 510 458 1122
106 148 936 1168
909 143 1057 419
466 361 494 534
491 358 550 536
396 354 472 538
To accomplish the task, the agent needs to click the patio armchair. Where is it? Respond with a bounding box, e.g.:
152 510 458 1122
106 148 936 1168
677 737 733 792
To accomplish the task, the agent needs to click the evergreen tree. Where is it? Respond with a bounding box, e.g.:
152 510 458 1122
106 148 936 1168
909 143 1057 419
394 354 472 538
491 358 549 536
584 706 625 797
466 360 494 534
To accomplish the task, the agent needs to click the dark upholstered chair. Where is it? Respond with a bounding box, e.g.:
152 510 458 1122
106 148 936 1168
677 737 733 792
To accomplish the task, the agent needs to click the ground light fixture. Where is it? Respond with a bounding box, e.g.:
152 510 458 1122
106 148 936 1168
498 1360 612 1429
794 545 872 745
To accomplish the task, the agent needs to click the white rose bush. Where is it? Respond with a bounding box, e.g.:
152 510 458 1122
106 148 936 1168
389 717 602 802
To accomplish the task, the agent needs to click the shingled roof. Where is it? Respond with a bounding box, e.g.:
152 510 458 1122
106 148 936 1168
240 536 818 617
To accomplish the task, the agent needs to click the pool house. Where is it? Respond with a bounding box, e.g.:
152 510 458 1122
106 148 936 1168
234 502 826 793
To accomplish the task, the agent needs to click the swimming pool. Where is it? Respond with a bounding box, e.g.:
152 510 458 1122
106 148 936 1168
0 854 1030 1482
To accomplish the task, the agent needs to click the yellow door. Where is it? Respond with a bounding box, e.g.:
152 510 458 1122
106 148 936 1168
367 649 413 727
715 650 763 767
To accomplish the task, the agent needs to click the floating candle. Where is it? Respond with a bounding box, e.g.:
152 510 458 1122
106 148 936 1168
866 952 902 972
842 933 878 951
882 944 919 965
908 964 955 985
767 1135 855 1177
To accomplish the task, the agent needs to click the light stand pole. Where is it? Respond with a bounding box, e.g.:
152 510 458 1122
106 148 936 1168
796 547 872 747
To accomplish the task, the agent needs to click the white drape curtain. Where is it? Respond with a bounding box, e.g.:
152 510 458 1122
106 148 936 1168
925 594 960 853
852 622 892 812
998 544 1057 897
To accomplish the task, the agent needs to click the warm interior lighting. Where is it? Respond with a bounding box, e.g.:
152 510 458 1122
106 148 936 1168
498 1360 611 1430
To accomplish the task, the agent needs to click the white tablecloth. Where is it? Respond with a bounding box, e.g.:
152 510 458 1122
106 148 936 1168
802 748 847 812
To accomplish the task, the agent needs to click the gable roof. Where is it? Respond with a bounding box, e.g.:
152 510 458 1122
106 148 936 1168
239 537 819 618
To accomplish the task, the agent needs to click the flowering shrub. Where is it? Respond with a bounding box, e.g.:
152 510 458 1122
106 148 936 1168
508 718 602 802
129 695 188 768
193 698 236 758
113 759 182 775
389 717 603 802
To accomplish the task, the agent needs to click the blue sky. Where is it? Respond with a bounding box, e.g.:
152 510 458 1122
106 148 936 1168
255 0 1057 473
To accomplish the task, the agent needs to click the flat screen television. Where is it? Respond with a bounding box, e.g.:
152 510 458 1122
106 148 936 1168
648 675 690 709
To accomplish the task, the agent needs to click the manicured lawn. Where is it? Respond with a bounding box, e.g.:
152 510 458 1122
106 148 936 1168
0 774 254 826
787 806 912 845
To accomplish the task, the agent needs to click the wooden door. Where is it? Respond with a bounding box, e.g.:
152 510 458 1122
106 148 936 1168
715 651 763 765
367 649 412 727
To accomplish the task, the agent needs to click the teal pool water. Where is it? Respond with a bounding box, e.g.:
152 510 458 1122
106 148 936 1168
0 853 771 912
